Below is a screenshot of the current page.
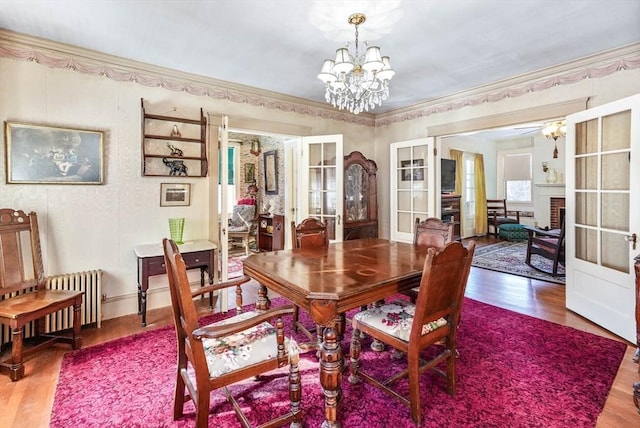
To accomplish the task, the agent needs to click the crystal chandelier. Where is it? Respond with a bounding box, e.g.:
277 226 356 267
317 13 395 114
542 120 566 158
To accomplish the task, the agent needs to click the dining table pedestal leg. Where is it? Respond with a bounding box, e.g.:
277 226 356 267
320 324 342 428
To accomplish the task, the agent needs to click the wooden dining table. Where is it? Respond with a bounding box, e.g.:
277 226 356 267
242 238 430 428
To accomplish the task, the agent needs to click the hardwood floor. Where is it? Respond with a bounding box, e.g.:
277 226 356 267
1 237 639 427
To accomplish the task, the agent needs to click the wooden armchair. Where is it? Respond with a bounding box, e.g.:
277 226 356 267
0 209 84 381
524 219 566 277
162 238 302 428
486 199 520 237
349 241 476 425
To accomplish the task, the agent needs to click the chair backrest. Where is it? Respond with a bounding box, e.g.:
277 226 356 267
230 204 257 228
162 238 207 366
291 217 328 249
0 208 45 296
411 241 476 344
413 217 454 248
486 199 508 217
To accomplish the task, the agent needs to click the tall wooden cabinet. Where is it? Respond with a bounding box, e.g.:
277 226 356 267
344 151 378 240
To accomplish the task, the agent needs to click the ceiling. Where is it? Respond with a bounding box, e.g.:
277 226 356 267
0 0 639 115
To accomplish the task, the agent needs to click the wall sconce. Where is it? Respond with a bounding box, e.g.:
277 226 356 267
542 162 549 173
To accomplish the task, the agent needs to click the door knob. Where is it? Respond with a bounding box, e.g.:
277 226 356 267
624 233 637 250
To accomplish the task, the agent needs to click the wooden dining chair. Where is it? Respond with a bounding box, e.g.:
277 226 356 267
162 238 303 428
0 208 84 381
402 217 455 303
290 218 330 347
349 241 476 425
486 199 520 237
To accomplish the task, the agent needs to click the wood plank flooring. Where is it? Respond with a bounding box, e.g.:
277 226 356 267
1 238 639 427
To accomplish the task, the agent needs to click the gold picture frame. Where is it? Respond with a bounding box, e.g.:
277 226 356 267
4 121 104 184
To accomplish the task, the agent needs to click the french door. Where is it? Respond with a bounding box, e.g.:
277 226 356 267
297 135 344 242
565 94 640 342
390 138 436 243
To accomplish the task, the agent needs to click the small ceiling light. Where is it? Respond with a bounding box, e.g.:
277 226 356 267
317 13 395 114
542 120 566 159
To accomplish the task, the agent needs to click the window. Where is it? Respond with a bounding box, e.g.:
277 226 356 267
218 147 237 214
503 153 532 202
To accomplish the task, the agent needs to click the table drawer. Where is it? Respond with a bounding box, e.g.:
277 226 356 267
146 256 167 276
181 251 210 268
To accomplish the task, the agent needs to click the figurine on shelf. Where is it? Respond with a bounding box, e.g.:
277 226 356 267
170 124 181 138
167 143 183 157
162 158 188 176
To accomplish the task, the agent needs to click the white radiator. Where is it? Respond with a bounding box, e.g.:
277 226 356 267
0 269 102 348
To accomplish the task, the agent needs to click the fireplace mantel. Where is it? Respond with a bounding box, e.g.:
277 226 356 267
535 184 566 228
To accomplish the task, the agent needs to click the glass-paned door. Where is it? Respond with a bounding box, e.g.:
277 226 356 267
390 138 435 243
298 135 344 241
462 153 476 238
565 94 639 342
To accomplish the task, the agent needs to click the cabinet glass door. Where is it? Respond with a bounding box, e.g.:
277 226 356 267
345 163 368 222
390 138 435 243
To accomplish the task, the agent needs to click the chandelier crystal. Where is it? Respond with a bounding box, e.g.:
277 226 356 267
317 13 395 114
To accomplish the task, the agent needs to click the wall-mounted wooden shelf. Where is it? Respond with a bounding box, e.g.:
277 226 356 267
141 98 207 177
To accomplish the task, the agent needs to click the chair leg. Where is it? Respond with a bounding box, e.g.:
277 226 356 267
9 328 25 381
407 353 422 425
348 328 362 384
72 302 83 350
293 306 299 332
289 351 302 428
174 354 187 419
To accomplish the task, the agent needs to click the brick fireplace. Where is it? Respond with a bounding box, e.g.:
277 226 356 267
535 184 565 229
550 197 566 229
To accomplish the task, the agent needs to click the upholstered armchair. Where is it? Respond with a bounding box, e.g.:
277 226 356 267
228 199 257 255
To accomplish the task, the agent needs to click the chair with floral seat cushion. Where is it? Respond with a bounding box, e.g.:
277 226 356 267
349 241 476 426
162 238 302 428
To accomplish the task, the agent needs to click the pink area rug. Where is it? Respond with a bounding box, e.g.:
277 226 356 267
227 255 247 278
50 297 625 427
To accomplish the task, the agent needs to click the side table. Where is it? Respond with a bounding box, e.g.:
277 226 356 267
134 240 217 326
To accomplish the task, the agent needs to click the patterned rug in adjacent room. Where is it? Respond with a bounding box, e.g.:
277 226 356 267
50 297 624 427
472 241 565 284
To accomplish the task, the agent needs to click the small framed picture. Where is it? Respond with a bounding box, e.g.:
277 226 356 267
160 183 191 207
244 163 255 183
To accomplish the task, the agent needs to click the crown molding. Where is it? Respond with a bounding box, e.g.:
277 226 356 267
0 29 376 127
376 43 640 127
1 29 638 130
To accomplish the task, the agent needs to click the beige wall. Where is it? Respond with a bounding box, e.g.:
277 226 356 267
1 36 639 321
